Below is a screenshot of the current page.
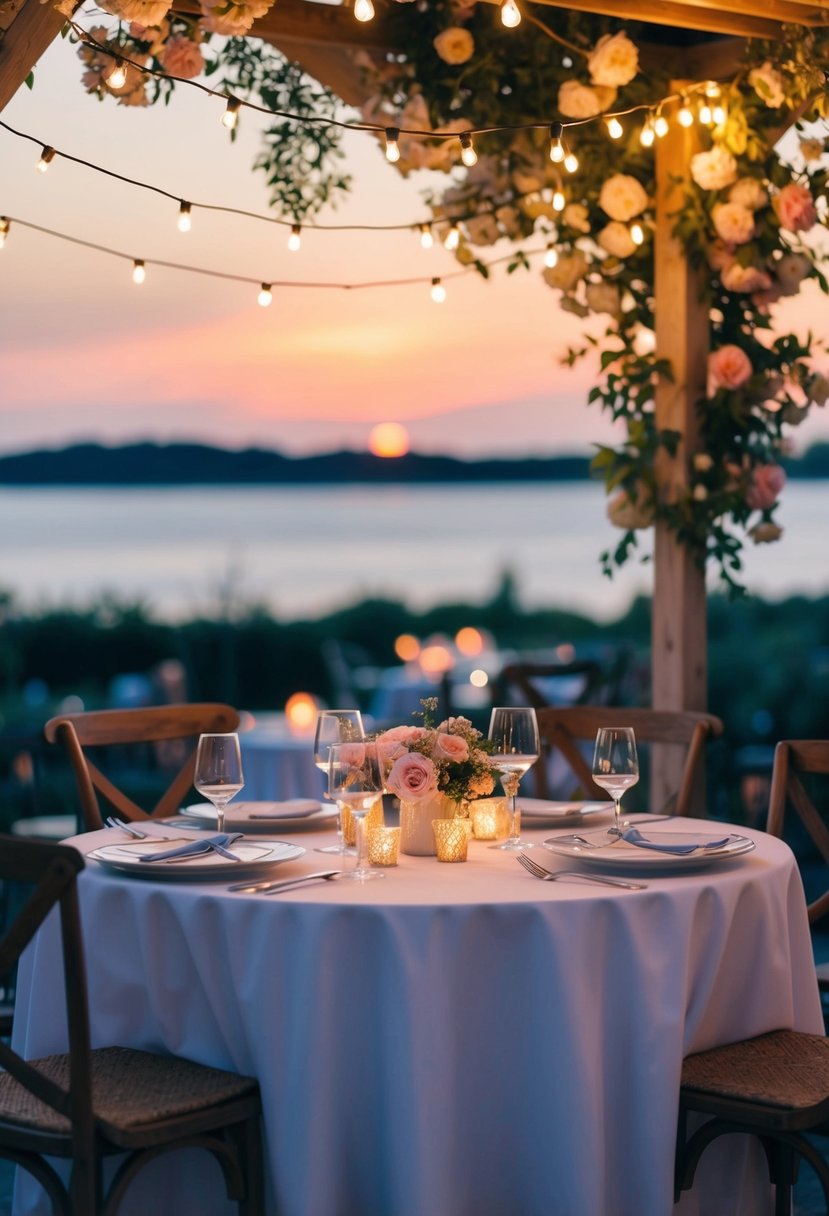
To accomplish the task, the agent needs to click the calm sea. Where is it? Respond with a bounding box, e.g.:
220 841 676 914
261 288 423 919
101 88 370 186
2 482 828 622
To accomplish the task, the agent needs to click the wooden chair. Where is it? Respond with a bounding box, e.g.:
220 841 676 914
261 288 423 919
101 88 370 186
495 660 606 711
0 835 264 1215
533 706 724 817
675 1029 829 1214
766 740 829 1007
43 703 240 832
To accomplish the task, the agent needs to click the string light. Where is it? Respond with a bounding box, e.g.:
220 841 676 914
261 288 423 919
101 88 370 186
105 57 127 89
563 150 579 174
630 221 645 246
699 101 713 125
221 97 241 131
288 223 302 251
552 189 565 212
385 127 400 163
549 122 565 164
444 223 460 251
544 242 558 268
353 0 375 21
606 116 624 140
35 145 56 173
460 132 478 168
678 98 695 128
177 200 192 232
500 0 521 27
654 112 669 138
639 115 655 147
132 258 145 284
258 283 272 306
419 223 434 250
712 101 727 126
0 217 10 249
430 277 446 303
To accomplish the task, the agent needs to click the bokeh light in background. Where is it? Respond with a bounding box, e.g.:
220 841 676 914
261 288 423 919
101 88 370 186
455 627 485 656
419 636 454 675
394 634 421 662
368 423 410 457
284 691 319 733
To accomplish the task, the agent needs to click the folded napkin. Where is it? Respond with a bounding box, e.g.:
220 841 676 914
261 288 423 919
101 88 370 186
248 800 321 819
139 833 244 863
620 828 732 856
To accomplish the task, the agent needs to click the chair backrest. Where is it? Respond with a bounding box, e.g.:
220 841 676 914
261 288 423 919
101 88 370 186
533 706 724 817
0 837 95 1161
495 660 606 712
43 703 240 831
767 740 829 926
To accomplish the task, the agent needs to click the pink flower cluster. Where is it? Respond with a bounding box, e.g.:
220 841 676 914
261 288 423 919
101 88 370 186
376 716 495 804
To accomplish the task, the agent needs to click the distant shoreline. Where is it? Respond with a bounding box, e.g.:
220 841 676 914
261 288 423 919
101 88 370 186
0 441 827 485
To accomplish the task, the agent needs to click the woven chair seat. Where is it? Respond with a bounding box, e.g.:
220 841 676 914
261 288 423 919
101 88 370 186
0 1046 259 1138
681 1030 829 1113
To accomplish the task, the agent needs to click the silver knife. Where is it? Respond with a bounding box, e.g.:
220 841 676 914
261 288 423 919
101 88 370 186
228 870 342 894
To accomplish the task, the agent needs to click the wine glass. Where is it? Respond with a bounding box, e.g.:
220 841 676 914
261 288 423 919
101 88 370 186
328 742 384 883
193 732 244 833
592 726 639 838
488 706 540 851
313 710 364 856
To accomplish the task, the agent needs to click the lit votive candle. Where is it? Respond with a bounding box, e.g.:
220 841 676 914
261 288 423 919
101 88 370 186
368 825 400 866
471 800 510 840
343 796 384 845
432 818 469 862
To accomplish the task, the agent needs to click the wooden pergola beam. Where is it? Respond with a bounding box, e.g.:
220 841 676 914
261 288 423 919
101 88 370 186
0 0 69 111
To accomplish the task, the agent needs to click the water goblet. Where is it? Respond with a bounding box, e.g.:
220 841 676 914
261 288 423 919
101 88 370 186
592 726 639 838
488 706 540 851
194 732 244 833
328 741 385 883
313 709 364 856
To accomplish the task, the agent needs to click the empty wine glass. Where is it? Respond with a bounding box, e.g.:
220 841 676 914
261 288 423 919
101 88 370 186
592 727 639 838
488 706 540 851
194 732 244 833
313 709 364 856
328 741 384 883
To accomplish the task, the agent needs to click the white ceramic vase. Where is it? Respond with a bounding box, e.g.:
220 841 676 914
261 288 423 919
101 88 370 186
399 793 460 856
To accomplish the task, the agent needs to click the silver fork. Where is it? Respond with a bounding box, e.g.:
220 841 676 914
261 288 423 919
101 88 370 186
517 852 646 890
105 817 149 837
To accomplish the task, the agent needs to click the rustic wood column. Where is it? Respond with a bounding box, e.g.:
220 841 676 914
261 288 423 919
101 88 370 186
652 93 709 812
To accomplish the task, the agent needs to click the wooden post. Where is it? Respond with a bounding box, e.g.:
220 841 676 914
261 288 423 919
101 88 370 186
0 0 71 112
651 91 709 813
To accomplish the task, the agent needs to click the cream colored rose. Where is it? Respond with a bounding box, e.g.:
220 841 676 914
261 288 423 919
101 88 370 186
542 249 588 292
748 62 785 108
712 202 755 246
558 79 607 119
433 26 475 65
776 253 810 296
585 281 622 316
598 221 637 258
200 0 270 34
587 31 638 87
728 177 768 212
690 146 737 192
607 485 654 530
721 261 772 293
599 173 648 222
159 35 204 78
562 202 590 232
102 0 171 24
799 138 824 163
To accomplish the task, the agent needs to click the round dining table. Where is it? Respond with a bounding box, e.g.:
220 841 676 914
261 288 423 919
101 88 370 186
11 814 823 1216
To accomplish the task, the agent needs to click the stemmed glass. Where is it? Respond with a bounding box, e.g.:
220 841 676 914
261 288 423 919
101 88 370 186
488 706 540 851
193 732 244 833
592 726 639 838
328 741 384 882
313 710 364 856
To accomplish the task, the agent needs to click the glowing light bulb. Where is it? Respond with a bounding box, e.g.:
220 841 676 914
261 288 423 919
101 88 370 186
564 151 579 174
460 132 477 167
177 201 192 232
630 221 645 246
654 113 669 138
132 259 145 284
221 97 241 130
354 0 374 21
639 118 655 148
443 223 460 251
385 128 400 163
419 223 434 250
0 217 8 249
699 103 713 125
549 121 565 164
258 283 272 307
288 223 301 252
106 58 127 89
431 277 446 303
712 104 726 125
552 189 565 212
678 101 694 128
36 146 55 173
500 0 521 26
544 242 558 268
606 116 624 140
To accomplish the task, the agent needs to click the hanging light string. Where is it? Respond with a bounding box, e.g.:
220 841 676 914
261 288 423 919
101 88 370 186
0 212 553 293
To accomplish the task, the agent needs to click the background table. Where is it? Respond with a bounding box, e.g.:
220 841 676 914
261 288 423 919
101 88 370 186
237 716 324 800
12 818 823 1216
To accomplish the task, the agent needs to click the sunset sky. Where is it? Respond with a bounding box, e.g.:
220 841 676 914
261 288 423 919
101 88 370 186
3 25 829 459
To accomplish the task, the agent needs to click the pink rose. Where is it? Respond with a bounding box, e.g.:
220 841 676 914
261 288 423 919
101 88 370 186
159 36 205 79
775 183 817 233
720 262 772 294
746 464 786 511
709 345 752 391
336 742 366 768
386 752 438 802
433 733 470 763
712 202 755 246
377 725 426 744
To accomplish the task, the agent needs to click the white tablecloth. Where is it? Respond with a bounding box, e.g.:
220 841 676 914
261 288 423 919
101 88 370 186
12 818 822 1216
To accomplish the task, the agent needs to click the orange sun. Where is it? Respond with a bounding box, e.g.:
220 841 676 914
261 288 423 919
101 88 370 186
368 422 410 458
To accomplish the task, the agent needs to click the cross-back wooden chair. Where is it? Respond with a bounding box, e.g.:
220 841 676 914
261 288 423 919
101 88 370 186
494 660 605 712
43 703 240 832
533 706 724 817
0 835 264 1216
767 739 829 1007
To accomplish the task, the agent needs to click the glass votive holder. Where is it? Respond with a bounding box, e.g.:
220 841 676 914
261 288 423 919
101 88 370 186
471 800 510 841
368 825 400 866
432 818 469 862
342 796 384 846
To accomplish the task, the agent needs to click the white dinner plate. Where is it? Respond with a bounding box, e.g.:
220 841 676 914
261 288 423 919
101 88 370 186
88 838 306 881
482 797 611 829
542 829 756 872
182 801 336 833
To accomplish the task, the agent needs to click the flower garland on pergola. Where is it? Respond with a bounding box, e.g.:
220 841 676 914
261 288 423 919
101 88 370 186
72 0 829 593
